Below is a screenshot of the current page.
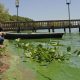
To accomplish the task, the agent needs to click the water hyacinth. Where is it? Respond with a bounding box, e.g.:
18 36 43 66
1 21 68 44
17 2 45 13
21 43 24 47
73 49 80 55
50 49 55 53
24 52 32 58
25 43 29 47
77 51 80 55
50 42 58 46
67 52 71 55
14 40 74 64
15 38 20 42
67 46 71 52
78 55 80 57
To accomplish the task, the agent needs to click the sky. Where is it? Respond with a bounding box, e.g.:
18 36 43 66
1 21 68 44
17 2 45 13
0 0 80 20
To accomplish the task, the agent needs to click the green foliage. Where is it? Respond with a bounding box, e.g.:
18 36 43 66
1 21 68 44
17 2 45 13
73 49 80 56
14 39 74 65
67 46 71 52
0 3 32 22
0 3 10 22
77 51 80 55
0 3 8 13
10 15 33 22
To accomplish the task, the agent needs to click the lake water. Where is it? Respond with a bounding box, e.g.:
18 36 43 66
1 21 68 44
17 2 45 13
30 33 80 80
6 32 80 80
36 28 79 33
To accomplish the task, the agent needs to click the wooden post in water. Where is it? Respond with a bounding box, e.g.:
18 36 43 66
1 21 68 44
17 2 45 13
52 26 54 32
32 27 36 32
34 29 36 32
48 28 50 33
64 28 66 33
69 25 71 33
52 28 54 32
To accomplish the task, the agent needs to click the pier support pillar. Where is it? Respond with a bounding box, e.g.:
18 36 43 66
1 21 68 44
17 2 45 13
32 29 36 32
34 29 36 32
32 27 36 32
51 26 54 32
48 29 50 33
64 28 66 33
52 29 54 32
69 26 71 33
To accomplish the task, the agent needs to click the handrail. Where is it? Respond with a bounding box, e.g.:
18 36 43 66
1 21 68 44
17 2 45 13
0 19 80 31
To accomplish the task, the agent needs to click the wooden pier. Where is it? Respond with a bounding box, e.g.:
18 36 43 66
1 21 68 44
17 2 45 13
0 19 80 33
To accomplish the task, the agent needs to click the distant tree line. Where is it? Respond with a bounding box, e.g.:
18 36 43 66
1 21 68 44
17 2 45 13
0 3 32 22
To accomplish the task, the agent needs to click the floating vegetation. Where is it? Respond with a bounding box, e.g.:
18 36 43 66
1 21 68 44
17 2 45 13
73 49 80 57
13 38 75 65
67 46 71 52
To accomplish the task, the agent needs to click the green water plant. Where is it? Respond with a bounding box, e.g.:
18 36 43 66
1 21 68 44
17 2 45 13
67 46 71 52
14 39 73 65
77 51 80 56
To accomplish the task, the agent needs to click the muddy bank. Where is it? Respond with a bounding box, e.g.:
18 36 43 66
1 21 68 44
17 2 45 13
0 45 10 73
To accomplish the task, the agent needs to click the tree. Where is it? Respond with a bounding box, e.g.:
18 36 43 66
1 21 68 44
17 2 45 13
0 3 32 22
0 3 10 22
10 15 33 22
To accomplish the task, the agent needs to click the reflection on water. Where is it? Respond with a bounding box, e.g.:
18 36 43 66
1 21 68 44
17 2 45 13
37 28 79 33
